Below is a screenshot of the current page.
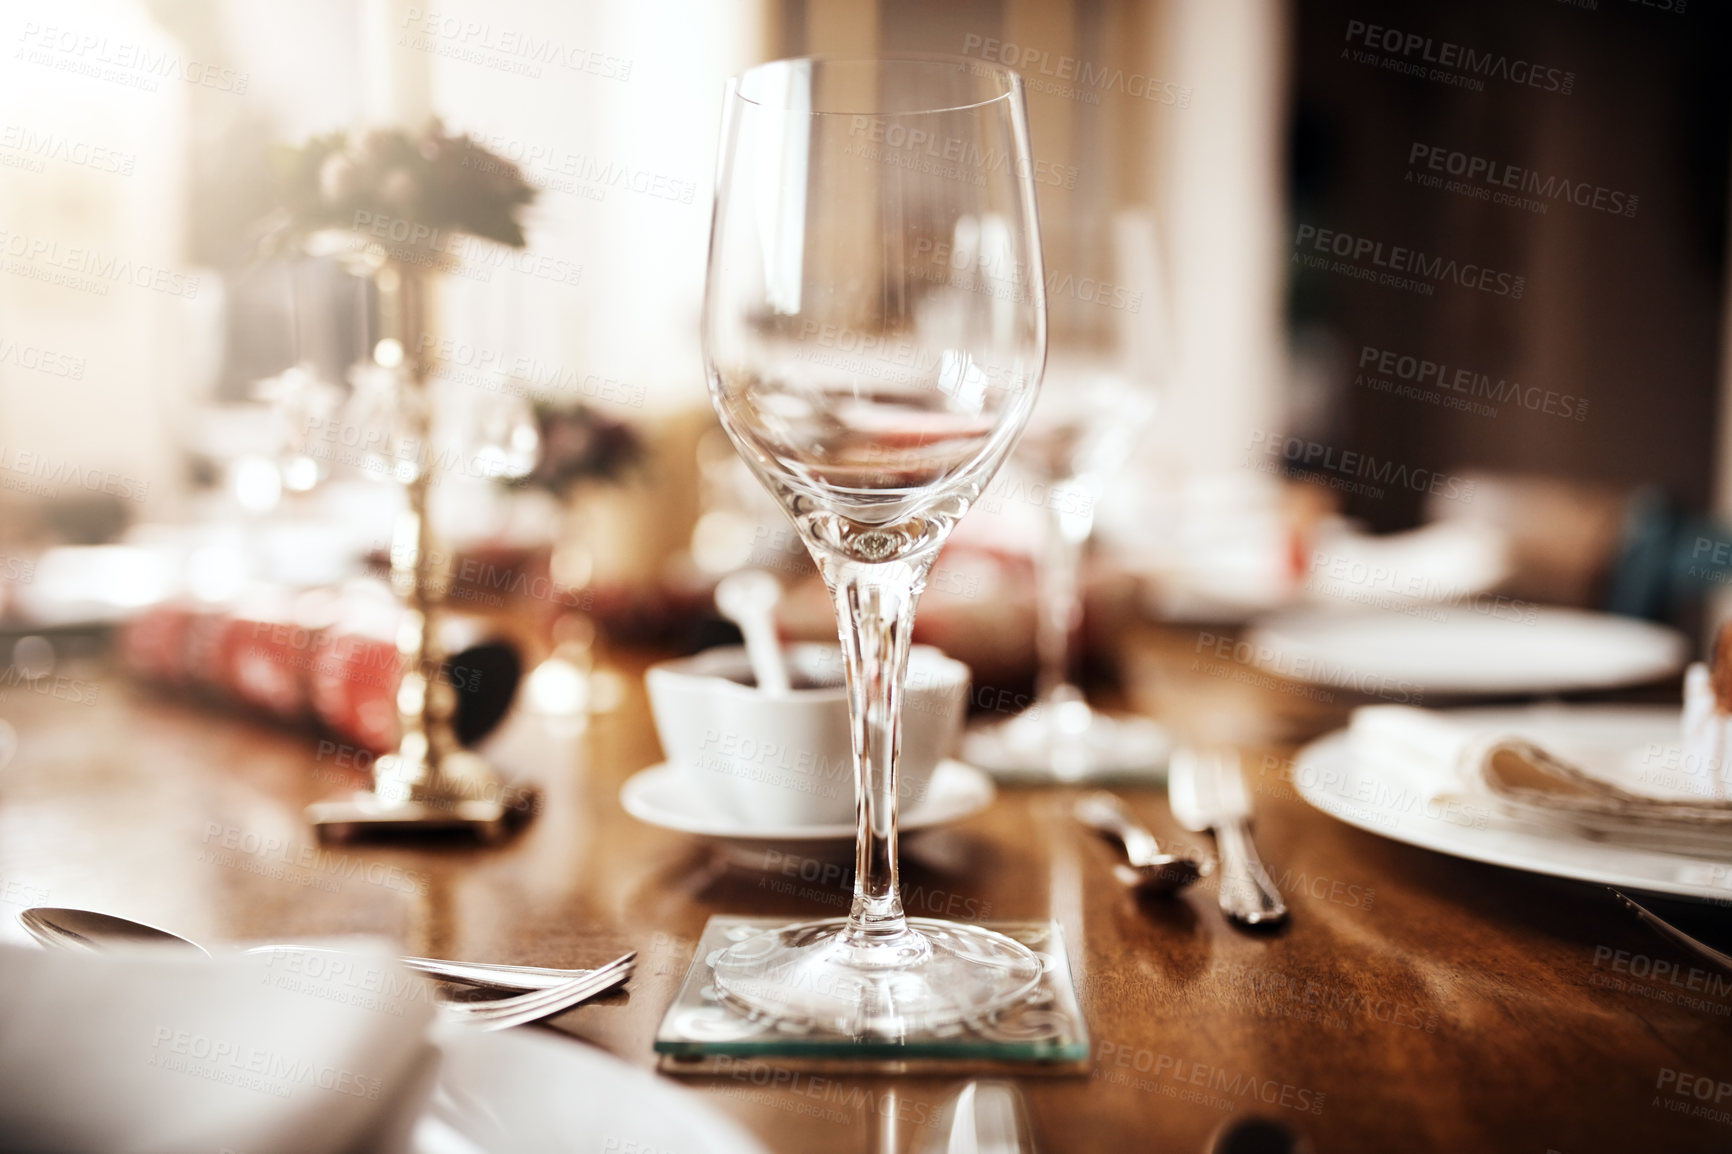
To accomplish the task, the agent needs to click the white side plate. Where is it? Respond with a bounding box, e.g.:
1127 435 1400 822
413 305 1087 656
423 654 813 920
1292 706 1732 901
1247 606 1686 697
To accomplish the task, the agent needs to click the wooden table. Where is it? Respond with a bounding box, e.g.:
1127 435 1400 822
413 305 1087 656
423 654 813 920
2 637 1728 1153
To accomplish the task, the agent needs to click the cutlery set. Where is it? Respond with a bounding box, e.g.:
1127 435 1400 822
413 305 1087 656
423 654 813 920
21 748 1280 1041
1076 747 1288 929
1073 749 1724 964
31 758 1713 1083
19 906 634 1031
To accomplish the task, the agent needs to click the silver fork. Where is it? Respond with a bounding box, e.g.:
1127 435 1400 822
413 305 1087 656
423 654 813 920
253 948 614 992
437 952 635 1030
1608 888 1732 974
17 905 613 995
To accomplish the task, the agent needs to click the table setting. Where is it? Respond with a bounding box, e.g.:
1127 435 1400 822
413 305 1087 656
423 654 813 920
4 2 1732 1151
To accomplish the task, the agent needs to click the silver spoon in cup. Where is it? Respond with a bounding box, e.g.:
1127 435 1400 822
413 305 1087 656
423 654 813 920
714 569 791 694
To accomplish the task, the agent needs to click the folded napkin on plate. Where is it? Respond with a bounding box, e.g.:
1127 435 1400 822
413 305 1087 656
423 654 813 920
0 940 439 1154
1349 705 1732 854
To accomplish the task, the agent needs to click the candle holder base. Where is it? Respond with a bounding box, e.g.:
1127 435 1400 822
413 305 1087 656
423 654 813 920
963 700 1171 785
306 751 532 843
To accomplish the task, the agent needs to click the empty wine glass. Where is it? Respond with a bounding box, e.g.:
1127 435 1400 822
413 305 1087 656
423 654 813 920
963 213 1172 781
702 55 1046 1034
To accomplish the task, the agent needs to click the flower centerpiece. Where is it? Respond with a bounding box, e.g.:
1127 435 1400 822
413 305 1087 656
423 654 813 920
512 400 644 499
260 123 536 256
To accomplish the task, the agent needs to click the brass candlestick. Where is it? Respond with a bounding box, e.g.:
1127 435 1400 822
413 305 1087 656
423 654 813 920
307 252 517 840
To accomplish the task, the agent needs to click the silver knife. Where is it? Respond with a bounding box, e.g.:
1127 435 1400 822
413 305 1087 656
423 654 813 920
1168 748 1287 926
917 1081 1034 1154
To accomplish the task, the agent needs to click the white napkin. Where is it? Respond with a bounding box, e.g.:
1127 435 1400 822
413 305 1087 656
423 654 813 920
0 941 440 1154
1349 705 1732 854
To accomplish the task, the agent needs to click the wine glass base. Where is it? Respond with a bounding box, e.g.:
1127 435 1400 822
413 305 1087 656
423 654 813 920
963 700 1171 783
709 917 1044 1037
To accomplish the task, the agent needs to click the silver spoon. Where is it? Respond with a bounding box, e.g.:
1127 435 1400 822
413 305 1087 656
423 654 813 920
19 906 615 992
714 569 791 694
1074 792 1211 895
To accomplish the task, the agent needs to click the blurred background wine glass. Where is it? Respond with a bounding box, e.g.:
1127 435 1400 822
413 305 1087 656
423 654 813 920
963 209 1174 781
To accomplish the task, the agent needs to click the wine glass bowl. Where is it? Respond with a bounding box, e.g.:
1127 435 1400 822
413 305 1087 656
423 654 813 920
706 56 1044 566
701 55 1047 1035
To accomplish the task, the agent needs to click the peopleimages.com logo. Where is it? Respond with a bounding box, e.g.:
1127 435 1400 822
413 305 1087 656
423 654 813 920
846 117 1080 190
1406 142 1637 219
1342 18 1574 95
1355 344 1589 422
0 339 85 380
14 21 250 95
1245 428 1478 505
396 9 632 82
0 228 201 299
348 212 582 287
1293 224 1524 300
961 34 1192 108
910 237 1143 314
0 122 136 176
0 444 149 503
457 129 695 206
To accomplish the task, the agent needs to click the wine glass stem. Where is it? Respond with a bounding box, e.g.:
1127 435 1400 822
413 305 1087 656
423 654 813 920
1034 480 1097 705
820 555 929 948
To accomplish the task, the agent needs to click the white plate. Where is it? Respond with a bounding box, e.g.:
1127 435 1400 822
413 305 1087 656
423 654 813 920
1292 706 1732 901
1246 606 1686 697
414 1027 768 1154
621 759 995 845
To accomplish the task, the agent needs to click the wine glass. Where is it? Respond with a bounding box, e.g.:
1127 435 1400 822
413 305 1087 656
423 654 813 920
963 212 1172 781
702 55 1046 1035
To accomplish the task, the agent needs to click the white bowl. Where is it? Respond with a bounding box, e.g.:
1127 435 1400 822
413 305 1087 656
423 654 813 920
644 644 969 827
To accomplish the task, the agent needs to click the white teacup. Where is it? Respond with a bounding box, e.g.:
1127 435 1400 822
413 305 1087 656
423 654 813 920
645 644 970 827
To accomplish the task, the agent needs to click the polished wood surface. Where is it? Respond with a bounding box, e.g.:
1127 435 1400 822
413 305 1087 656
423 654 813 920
2 637 1729 1153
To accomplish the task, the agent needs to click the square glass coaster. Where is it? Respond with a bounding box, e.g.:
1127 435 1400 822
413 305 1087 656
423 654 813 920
654 916 1090 1071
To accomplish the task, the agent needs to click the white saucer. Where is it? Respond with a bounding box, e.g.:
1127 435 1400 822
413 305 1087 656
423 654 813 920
620 758 995 855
